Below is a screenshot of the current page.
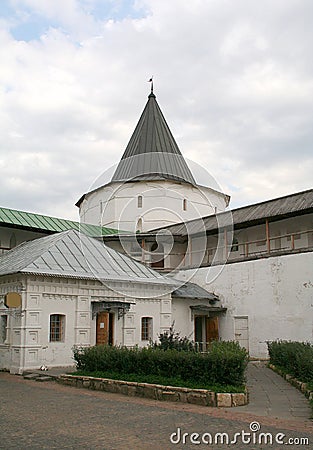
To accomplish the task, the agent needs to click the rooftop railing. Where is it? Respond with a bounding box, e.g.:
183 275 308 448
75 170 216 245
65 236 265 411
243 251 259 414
130 228 313 270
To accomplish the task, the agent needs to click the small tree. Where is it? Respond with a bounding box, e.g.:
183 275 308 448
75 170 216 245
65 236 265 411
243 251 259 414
150 324 195 352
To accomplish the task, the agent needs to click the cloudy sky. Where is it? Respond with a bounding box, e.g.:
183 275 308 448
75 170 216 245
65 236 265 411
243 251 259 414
0 0 312 220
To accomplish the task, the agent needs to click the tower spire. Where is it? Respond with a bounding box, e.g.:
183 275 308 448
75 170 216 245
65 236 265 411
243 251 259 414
111 86 196 185
148 76 154 95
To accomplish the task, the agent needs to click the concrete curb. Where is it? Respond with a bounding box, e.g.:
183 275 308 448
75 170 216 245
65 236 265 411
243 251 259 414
57 374 248 407
269 364 313 402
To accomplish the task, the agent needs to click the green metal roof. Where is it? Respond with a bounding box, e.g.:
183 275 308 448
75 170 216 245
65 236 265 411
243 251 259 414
0 206 118 237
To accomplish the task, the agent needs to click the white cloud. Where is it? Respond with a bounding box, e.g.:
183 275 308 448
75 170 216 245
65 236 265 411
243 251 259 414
0 0 312 220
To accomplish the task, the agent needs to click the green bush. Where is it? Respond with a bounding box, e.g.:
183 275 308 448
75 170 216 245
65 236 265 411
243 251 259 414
150 327 196 352
73 341 248 387
267 340 313 382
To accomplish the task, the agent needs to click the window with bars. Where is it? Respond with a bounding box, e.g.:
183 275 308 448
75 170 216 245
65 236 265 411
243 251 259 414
49 314 65 342
141 317 152 341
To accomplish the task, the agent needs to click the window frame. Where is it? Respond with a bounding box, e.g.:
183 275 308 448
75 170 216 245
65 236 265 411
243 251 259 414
49 314 65 342
141 317 153 341
138 195 143 208
0 315 8 344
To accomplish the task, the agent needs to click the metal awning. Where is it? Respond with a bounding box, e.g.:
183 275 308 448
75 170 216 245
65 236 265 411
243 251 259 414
172 282 219 301
91 300 134 319
190 304 227 314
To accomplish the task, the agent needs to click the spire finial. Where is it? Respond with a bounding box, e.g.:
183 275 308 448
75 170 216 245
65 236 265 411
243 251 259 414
148 76 154 96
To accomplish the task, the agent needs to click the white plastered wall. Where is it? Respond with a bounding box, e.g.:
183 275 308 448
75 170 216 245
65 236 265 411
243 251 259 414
0 274 174 373
174 251 313 358
0 226 46 251
79 180 228 232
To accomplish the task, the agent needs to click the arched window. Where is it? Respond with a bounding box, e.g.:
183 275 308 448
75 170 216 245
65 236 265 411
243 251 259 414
136 218 143 233
49 314 65 342
183 199 187 211
138 195 143 208
141 317 153 341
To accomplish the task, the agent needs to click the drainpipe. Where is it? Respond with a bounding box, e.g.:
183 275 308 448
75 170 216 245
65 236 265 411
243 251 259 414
224 229 228 260
20 276 27 375
141 238 145 263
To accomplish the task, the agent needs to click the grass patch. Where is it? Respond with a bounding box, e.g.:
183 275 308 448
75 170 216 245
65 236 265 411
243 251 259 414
72 370 245 393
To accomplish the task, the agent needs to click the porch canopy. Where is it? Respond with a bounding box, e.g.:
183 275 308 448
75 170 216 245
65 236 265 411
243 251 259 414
171 281 227 314
190 305 227 314
92 300 135 319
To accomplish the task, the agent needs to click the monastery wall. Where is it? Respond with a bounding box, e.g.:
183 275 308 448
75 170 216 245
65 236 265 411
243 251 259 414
175 251 313 358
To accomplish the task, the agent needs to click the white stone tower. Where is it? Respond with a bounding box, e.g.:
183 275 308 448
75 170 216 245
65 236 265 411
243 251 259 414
77 87 229 232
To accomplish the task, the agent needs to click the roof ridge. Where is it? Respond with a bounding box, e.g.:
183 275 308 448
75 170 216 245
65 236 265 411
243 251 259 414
150 189 313 233
228 187 313 213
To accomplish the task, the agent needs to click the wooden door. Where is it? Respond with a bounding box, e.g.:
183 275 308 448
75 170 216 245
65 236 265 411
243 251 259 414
206 316 219 342
96 312 109 345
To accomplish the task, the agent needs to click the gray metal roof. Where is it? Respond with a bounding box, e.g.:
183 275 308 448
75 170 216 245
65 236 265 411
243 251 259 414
111 91 196 185
154 188 313 236
0 229 174 285
172 282 219 301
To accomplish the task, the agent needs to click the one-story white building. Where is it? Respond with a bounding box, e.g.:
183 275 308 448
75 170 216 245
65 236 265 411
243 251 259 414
0 229 223 373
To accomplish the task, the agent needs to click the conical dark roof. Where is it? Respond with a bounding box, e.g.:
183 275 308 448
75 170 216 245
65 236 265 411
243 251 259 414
111 91 196 185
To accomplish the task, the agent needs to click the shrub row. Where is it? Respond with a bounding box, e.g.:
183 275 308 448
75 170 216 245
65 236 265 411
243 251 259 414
267 341 313 382
73 341 248 387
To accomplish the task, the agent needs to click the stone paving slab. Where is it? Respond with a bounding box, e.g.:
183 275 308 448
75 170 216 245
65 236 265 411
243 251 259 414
1 372 312 449
236 361 312 421
23 365 76 378
23 361 312 421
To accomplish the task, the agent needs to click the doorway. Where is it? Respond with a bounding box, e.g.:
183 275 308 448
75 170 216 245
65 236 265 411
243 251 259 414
234 316 249 352
96 312 114 345
194 316 219 350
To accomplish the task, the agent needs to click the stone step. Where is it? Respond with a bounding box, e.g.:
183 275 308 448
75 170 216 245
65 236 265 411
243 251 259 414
23 372 54 382
35 376 54 382
23 373 39 380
